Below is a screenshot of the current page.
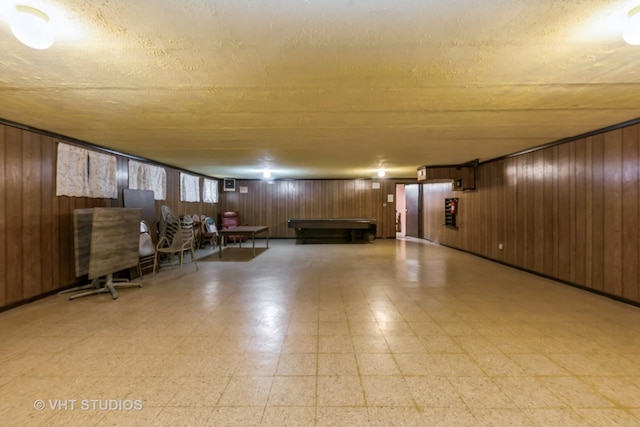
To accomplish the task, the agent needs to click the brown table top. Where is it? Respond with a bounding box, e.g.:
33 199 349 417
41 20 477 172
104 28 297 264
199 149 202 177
218 225 268 234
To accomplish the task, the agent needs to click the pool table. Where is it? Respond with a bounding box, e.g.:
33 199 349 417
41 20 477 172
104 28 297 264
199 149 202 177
287 218 377 243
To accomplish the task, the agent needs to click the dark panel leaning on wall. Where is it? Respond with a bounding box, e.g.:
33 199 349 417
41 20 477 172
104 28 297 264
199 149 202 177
421 123 640 305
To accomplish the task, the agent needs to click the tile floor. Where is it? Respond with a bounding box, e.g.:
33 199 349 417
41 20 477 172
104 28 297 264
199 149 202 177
0 238 639 426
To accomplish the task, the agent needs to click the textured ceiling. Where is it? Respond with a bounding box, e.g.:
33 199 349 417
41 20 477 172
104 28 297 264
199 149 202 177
1 0 640 179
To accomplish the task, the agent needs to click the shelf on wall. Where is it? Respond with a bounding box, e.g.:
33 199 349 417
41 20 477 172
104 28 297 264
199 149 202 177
417 159 478 191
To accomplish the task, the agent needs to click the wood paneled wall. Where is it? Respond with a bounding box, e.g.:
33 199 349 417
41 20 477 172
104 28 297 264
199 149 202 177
0 120 407 310
421 124 640 304
0 123 219 310
220 179 404 238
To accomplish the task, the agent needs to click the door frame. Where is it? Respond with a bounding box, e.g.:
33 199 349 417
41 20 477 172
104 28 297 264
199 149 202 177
404 183 422 238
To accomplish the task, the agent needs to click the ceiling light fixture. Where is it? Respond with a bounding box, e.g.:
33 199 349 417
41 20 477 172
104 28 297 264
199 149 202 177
623 5 640 45
377 169 386 178
10 4 55 49
262 170 272 179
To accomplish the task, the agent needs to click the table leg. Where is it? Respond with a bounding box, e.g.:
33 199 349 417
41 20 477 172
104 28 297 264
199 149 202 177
252 232 256 257
59 277 100 295
104 273 118 299
67 277 104 300
67 274 118 300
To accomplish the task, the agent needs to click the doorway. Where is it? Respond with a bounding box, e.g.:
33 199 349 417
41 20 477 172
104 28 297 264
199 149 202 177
404 184 420 238
395 184 406 236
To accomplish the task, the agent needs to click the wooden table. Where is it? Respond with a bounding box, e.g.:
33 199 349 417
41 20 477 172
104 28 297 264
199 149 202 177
217 226 269 258
66 208 142 300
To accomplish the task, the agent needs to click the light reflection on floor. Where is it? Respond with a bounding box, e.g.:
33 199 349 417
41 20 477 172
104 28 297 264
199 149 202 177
0 238 639 426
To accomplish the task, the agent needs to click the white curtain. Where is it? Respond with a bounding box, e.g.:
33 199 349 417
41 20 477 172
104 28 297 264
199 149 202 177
56 143 90 197
56 143 118 198
202 178 219 203
128 160 167 200
88 151 118 199
180 173 200 202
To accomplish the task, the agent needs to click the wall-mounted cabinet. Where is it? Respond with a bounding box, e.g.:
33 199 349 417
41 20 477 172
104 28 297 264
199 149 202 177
444 198 459 228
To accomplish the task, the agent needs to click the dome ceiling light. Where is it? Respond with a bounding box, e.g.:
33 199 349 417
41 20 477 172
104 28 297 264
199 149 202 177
9 4 54 49
623 5 640 45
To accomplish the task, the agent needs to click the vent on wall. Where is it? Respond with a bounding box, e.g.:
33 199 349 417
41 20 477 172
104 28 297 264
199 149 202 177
223 178 236 192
